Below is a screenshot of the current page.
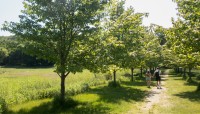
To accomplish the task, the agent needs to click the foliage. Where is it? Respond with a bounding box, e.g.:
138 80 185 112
0 47 8 64
4 49 53 66
142 25 163 69
0 97 7 114
0 36 53 66
98 0 146 84
164 0 200 70
2 0 109 102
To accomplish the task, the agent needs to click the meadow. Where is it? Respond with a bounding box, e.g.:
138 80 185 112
0 67 109 106
1 67 200 114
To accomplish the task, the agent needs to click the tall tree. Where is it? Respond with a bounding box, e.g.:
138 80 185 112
2 0 107 103
165 0 200 75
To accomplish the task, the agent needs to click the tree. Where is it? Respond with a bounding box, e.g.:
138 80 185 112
174 0 200 52
161 0 200 78
0 47 8 64
101 0 146 83
2 0 107 103
140 25 163 74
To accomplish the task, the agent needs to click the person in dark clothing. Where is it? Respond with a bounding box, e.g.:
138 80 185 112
154 67 162 89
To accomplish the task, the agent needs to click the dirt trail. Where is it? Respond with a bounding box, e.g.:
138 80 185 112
139 75 168 114
127 75 169 114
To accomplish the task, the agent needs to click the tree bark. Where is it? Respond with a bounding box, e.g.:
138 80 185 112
60 73 66 104
140 67 143 77
183 68 186 79
113 70 116 84
178 67 180 73
131 67 134 82
188 67 192 80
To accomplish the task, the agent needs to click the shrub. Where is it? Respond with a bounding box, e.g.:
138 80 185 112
0 97 7 114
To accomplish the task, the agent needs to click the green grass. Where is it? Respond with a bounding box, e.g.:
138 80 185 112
0 67 106 106
0 67 148 114
5 68 200 114
152 75 200 114
0 67 144 114
7 81 149 114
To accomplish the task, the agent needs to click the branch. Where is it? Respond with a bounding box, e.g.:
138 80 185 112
65 71 70 78
56 72 61 77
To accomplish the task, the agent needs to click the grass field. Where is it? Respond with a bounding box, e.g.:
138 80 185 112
0 67 108 106
1 67 200 114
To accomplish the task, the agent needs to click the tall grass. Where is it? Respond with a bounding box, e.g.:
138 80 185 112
0 67 106 106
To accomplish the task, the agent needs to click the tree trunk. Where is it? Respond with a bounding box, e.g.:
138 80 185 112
183 68 186 79
60 74 66 104
180 67 183 74
131 67 134 82
188 68 192 80
178 67 180 73
113 70 116 84
140 67 143 77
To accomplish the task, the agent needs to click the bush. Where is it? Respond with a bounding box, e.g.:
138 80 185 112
108 81 121 88
0 97 7 114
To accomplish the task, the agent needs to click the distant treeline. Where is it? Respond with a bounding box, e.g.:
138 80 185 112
0 36 54 66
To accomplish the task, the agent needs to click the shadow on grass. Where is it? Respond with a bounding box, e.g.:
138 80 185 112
174 91 200 102
120 81 146 86
7 101 109 114
7 82 148 114
88 85 148 103
184 81 199 86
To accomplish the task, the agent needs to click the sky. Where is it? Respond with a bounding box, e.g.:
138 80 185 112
0 0 178 36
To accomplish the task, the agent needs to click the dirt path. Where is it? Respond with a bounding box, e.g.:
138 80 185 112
127 75 169 114
139 75 168 114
